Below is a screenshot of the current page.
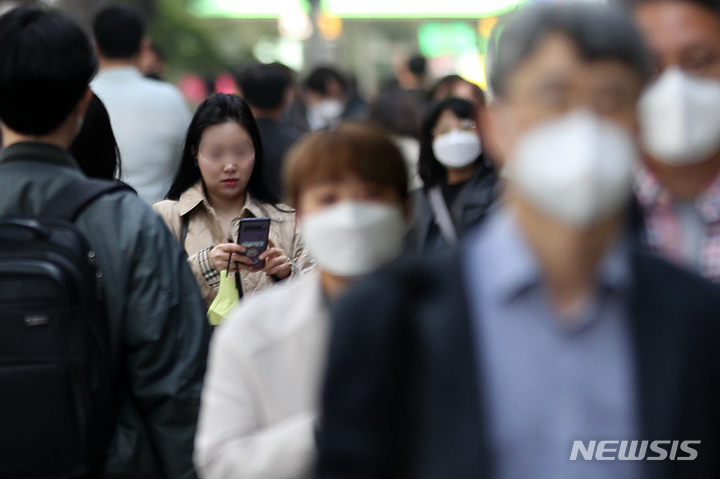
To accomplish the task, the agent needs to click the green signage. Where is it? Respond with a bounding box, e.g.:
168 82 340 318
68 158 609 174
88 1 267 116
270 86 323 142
191 0 302 18
192 0 525 19
322 0 524 18
418 22 478 58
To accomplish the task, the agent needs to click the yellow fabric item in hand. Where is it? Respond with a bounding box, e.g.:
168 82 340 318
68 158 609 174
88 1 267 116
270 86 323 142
207 270 239 326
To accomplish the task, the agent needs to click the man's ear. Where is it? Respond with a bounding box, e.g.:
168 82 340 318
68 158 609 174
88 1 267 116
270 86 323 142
76 87 94 119
140 38 152 56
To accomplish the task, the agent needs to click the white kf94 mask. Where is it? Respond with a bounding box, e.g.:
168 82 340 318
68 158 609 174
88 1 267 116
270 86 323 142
639 67 720 165
507 110 637 228
432 130 482 169
301 201 405 277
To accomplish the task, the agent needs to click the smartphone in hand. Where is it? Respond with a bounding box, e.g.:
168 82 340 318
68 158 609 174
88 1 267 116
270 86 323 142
237 217 270 270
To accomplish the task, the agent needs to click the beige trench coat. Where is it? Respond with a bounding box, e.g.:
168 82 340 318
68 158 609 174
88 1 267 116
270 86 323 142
154 181 314 306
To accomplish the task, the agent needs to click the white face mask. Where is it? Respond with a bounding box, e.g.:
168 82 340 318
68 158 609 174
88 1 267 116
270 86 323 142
307 99 344 130
432 130 482 169
301 201 405 278
507 110 637 228
639 67 720 165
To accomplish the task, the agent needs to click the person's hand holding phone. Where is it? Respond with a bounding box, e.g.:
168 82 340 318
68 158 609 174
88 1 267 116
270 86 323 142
211 218 292 277
209 243 254 274
258 238 291 279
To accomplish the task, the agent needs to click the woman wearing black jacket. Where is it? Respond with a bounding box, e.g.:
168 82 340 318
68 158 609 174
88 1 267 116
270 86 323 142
405 96 498 254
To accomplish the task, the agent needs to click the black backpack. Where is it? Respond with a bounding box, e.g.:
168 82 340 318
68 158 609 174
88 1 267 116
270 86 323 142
0 177 131 478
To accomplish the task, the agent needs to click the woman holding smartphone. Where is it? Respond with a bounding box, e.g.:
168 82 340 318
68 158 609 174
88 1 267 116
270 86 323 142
194 123 410 479
154 93 312 306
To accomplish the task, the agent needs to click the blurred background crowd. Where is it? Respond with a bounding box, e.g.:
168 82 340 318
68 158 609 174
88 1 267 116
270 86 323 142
2 0 720 478
0 0 506 98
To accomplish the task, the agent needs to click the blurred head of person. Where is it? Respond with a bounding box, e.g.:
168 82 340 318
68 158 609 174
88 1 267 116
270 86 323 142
284 123 409 297
69 93 121 180
367 90 422 140
0 6 96 149
628 0 720 196
167 93 278 206
419 97 486 188
487 3 651 232
272 62 296 86
429 74 486 106
303 66 348 130
396 54 427 91
409 56 427 80
139 40 166 80
270 62 299 109
237 62 292 120
93 5 149 68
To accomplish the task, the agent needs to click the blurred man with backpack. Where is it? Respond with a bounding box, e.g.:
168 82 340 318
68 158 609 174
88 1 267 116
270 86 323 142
0 6 210 478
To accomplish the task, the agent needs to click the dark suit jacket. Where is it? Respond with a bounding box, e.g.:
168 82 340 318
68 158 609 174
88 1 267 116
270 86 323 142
405 164 497 255
317 240 720 479
256 117 303 201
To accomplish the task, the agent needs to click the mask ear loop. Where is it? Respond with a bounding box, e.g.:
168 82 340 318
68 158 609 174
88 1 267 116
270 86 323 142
227 234 243 297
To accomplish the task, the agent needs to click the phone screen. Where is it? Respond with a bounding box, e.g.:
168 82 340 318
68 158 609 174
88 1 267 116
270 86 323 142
237 217 270 269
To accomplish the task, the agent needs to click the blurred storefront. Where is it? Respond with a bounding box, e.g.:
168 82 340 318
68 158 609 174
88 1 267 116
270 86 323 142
0 0 526 95
190 0 526 94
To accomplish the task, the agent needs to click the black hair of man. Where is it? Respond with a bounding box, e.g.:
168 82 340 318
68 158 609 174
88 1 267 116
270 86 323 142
304 66 347 95
408 55 427 76
237 62 291 110
93 5 145 59
271 61 296 86
489 3 652 98
0 6 97 136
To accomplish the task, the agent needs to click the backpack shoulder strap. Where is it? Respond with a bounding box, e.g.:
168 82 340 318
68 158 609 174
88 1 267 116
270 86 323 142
40 177 135 222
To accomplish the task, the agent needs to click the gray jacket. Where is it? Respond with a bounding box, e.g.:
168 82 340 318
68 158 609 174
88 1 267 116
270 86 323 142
0 142 211 479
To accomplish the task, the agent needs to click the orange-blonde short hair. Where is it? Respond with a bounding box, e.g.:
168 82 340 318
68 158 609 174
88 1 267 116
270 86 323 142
283 122 409 208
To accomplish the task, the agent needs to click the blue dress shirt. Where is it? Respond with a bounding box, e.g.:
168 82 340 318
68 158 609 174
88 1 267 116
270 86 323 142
462 209 645 479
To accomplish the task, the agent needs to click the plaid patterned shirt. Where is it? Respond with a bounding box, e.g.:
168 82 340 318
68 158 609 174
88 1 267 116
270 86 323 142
635 165 720 281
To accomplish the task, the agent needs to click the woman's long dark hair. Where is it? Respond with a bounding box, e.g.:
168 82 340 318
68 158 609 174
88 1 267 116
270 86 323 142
69 93 121 180
418 97 484 189
166 93 279 205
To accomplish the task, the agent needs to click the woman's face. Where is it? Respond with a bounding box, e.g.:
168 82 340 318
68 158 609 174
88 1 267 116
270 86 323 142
196 121 256 203
297 174 405 219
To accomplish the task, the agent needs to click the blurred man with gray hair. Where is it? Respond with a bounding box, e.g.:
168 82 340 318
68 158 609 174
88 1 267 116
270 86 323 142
316 4 720 478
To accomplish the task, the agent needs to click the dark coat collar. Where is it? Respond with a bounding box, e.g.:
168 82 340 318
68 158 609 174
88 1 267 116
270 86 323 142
0 141 79 170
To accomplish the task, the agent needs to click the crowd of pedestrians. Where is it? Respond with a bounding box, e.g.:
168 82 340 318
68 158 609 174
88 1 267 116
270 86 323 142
0 1 720 478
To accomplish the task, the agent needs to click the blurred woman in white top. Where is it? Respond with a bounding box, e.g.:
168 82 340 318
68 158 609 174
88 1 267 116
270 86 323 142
194 123 410 479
